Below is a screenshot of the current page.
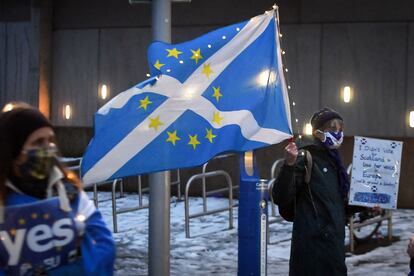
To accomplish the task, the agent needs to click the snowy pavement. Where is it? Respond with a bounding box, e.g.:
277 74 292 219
90 192 413 275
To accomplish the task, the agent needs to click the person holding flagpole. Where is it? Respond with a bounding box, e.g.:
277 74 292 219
0 104 115 275
272 107 348 275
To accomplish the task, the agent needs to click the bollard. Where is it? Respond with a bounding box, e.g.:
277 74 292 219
238 151 268 276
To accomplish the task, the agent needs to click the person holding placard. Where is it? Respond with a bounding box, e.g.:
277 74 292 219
272 107 349 275
0 104 115 275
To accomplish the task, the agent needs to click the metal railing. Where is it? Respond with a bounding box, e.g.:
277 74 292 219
107 170 181 233
200 153 238 212
268 158 284 220
59 157 82 174
348 209 392 252
185 170 234 238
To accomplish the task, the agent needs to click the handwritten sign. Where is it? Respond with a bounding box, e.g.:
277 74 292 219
349 136 403 209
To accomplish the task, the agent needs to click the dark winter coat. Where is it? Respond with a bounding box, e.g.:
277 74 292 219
272 137 347 276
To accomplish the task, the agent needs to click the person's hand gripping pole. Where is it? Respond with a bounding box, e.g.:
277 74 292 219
285 137 298 166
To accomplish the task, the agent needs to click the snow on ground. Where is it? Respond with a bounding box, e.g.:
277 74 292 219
90 192 413 275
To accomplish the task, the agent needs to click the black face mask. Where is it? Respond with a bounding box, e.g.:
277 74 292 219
17 147 58 181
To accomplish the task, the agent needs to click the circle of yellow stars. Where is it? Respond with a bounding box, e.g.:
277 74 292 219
146 37 243 150
8 213 50 237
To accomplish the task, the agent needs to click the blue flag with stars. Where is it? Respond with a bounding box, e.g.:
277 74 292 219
81 10 292 185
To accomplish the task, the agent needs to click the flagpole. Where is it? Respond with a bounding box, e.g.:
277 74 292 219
149 0 171 275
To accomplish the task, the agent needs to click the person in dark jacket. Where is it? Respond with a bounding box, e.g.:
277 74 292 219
273 107 349 276
0 105 116 275
408 235 414 276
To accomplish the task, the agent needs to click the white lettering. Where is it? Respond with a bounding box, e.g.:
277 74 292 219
0 218 76 266
27 225 53 252
0 229 26 265
52 218 74 247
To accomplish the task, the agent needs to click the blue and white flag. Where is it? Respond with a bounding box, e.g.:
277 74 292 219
81 10 292 185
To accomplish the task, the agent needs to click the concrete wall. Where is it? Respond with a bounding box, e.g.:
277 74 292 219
49 0 414 139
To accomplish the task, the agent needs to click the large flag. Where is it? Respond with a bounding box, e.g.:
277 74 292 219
81 10 292 185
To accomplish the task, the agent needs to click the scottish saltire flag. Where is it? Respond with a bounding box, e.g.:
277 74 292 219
81 9 292 185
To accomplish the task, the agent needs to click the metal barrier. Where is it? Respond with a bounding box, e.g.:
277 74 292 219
59 157 82 174
108 170 181 233
201 153 238 213
268 158 284 219
185 170 234 238
348 210 392 252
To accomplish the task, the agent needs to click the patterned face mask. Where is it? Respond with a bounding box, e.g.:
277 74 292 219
318 130 344 149
18 147 58 180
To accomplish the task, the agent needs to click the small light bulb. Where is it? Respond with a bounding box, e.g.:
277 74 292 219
166 69 171 72
146 73 151 77
2 103 14 112
292 102 296 106
279 33 283 38
295 118 299 123
208 44 212 48
179 60 184 64
236 28 240 32
288 85 291 90
285 68 288 72
298 135 302 139
222 35 226 40
76 214 86 222
282 50 286 55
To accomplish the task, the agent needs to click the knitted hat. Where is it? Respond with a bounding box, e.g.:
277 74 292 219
0 107 52 158
310 107 343 130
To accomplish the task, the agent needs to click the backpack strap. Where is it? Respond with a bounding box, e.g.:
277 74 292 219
301 149 318 219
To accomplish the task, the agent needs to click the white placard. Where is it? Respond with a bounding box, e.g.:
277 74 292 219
348 136 403 209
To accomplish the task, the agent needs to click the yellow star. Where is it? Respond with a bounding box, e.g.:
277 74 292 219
139 96 152 111
166 130 181 146
212 111 224 125
190 49 203 64
212 87 222 102
18 219 25 225
188 134 201 150
166 48 182 58
149 116 163 131
205 128 217 143
202 63 214 78
31 213 38 219
43 213 50 220
153 60 165 70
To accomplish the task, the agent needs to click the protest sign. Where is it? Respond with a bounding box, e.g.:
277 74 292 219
349 136 403 209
